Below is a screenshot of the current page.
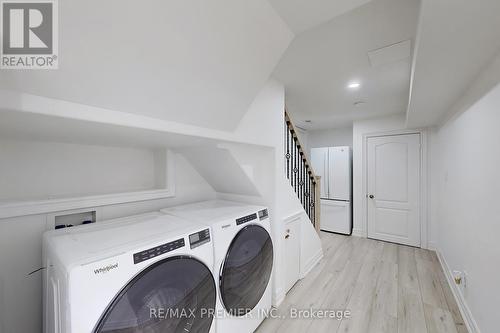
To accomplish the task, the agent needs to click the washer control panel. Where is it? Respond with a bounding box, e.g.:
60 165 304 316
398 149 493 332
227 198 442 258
133 238 185 264
236 213 257 225
189 228 211 249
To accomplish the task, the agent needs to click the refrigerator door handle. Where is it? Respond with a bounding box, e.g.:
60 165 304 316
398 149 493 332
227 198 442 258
324 151 329 198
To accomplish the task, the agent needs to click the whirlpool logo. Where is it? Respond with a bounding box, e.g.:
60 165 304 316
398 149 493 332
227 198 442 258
94 263 119 275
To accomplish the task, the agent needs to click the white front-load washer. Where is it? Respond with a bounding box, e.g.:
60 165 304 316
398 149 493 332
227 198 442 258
43 211 217 333
161 200 273 333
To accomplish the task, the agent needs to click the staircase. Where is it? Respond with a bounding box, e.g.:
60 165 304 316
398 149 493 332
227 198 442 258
284 111 321 231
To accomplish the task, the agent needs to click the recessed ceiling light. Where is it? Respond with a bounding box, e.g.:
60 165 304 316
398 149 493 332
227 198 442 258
347 81 361 89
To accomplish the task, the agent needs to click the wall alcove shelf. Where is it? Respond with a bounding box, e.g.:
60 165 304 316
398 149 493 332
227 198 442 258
0 90 273 219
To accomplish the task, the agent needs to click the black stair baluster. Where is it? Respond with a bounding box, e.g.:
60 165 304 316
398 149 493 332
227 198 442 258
291 134 294 190
297 143 302 200
292 131 294 184
293 136 299 193
285 121 290 179
299 150 302 206
284 113 318 227
311 178 315 227
308 175 312 221
300 152 306 208
298 144 301 201
309 175 312 219
301 154 304 208
292 132 295 189
307 168 310 217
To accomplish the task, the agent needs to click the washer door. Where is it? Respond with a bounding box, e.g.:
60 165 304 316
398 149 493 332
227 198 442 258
220 224 273 316
94 256 216 333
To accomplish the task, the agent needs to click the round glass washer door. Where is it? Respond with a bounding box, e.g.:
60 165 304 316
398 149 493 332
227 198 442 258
220 224 273 316
94 256 216 333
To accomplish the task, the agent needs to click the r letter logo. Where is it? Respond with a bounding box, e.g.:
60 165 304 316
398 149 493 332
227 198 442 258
1 0 58 69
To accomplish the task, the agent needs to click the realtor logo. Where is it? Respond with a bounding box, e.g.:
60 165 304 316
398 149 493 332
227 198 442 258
1 0 58 69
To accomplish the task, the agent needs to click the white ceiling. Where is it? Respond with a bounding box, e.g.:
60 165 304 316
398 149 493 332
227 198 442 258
0 110 219 149
406 0 500 128
268 0 373 34
272 0 420 130
3 0 494 133
0 0 293 131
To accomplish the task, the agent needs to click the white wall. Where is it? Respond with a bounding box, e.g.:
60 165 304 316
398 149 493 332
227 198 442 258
427 127 440 250
234 79 323 305
180 145 261 197
294 127 309 154
0 140 163 201
0 153 216 333
352 114 407 236
429 52 500 333
308 126 353 150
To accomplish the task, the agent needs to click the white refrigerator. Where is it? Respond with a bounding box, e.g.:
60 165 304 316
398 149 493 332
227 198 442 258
311 146 352 235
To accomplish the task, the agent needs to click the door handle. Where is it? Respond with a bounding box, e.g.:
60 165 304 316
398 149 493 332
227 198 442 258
285 234 290 239
369 194 374 199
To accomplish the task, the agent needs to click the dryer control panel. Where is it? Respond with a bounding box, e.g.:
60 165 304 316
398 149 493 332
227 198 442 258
189 228 210 249
133 238 185 264
236 213 257 225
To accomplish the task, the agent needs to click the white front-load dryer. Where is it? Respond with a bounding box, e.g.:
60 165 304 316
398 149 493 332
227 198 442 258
43 211 217 333
161 200 273 333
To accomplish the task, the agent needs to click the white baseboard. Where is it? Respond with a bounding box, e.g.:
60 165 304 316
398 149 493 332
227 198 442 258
352 228 365 237
300 248 323 279
273 287 286 307
427 241 437 251
435 249 480 333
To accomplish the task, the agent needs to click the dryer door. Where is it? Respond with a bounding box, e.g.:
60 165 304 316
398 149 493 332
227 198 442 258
94 256 216 333
220 224 273 316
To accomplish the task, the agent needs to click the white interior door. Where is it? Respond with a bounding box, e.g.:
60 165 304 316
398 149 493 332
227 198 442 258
310 147 329 198
367 134 421 246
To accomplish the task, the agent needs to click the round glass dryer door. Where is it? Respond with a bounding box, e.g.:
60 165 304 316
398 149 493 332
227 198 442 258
220 224 273 316
94 256 216 333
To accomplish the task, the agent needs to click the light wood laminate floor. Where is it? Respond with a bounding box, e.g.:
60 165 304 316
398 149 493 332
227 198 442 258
256 232 467 333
